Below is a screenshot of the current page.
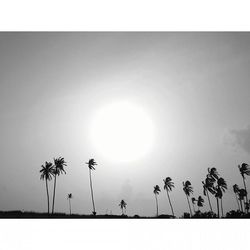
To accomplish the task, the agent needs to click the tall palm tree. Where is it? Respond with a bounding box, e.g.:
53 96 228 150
67 193 73 215
197 196 204 210
191 197 197 213
40 161 54 214
202 176 215 212
207 167 220 216
163 177 175 217
238 163 250 212
153 185 161 217
52 157 67 214
233 184 241 211
119 199 127 215
86 159 97 215
183 180 193 217
215 177 227 218
238 188 247 212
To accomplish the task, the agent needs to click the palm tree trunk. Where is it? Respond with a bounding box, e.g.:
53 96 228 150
89 168 96 215
192 203 196 214
155 194 159 217
166 190 175 217
206 190 213 212
216 197 220 218
69 199 71 215
220 198 224 218
45 179 50 215
242 177 249 213
235 193 240 211
240 199 243 212
186 195 192 217
52 174 57 214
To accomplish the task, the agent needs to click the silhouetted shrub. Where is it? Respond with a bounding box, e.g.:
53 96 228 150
226 210 245 218
192 210 217 218
183 212 191 218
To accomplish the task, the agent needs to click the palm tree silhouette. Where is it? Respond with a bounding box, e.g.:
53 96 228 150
233 184 241 211
207 167 219 216
197 196 204 211
215 177 227 218
207 167 219 181
67 193 73 215
191 197 197 213
86 159 97 215
52 157 67 214
119 199 127 215
183 180 193 217
40 161 54 214
153 185 161 217
202 176 215 212
163 177 175 217
238 188 247 212
238 163 250 213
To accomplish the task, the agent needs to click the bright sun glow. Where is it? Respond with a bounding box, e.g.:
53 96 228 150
89 101 155 163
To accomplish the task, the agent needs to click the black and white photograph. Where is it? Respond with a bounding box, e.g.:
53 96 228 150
1 32 250 219
1 1 250 249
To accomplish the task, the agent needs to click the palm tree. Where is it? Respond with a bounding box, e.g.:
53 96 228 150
238 163 250 212
191 197 197 213
238 188 247 212
67 193 73 215
202 176 215 212
233 184 241 211
119 199 127 215
163 177 175 217
40 161 54 214
215 177 227 218
86 159 97 215
153 185 161 217
183 180 193 217
52 157 67 214
197 196 204 211
207 167 219 185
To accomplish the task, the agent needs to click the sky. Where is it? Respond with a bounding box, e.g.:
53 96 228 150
1 32 250 217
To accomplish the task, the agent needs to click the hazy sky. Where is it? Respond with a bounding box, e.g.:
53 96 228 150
1 32 250 216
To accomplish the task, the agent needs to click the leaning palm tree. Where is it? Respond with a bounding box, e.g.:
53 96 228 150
153 185 161 217
238 163 250 212
67 193 73 215
215 177 227 218
119 199 127 215
238 188 247 212
233 184 241 211
182 180 193 217
202 176 215 212
52 157 67 214
197 196 204 211
163 177 175 217
86 159 97 215
40 161 54 214
191 197 197 213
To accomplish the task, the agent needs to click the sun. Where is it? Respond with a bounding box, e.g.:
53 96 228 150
89 101 155 163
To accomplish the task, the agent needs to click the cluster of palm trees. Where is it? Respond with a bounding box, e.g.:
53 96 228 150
232 163 250 214
40 157 99 215
39 157 67 214
40 157 250 218
153 177 175 217
153 163 250 218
